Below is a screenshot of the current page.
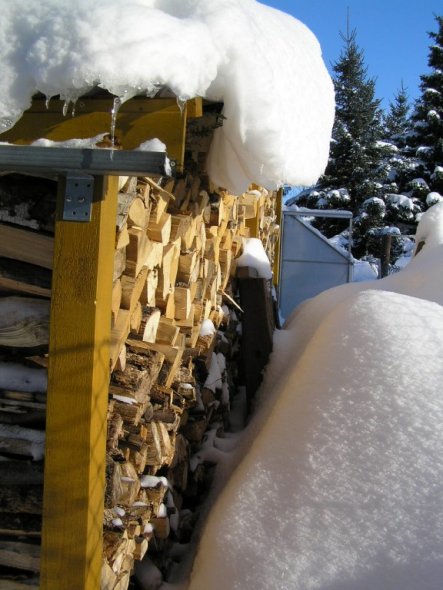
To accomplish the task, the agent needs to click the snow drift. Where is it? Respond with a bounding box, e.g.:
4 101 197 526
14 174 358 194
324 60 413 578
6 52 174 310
0 0 335 194
187 202 443 590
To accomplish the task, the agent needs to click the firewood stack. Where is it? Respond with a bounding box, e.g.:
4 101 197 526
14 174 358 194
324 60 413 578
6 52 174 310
102 174 278 589
0 174 55 589
0 167 280 590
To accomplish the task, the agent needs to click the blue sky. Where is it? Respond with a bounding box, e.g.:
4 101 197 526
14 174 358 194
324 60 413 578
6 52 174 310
262 0 442 109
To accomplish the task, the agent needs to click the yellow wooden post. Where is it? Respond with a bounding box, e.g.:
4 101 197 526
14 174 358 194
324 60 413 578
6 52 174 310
273 188 283 287
40 175 118 590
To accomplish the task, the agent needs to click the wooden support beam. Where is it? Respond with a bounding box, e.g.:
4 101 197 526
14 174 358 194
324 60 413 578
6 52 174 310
186 97 203 119
273 188 282 287
237 267 274 411
0 96 188 171
41 176 119 590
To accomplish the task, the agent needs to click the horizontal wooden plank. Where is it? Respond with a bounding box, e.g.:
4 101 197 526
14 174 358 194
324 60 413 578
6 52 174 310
0 225 54 269
0 579 40 589
0 540 40 572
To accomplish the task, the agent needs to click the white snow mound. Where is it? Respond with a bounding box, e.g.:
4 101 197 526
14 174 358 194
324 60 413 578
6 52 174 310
0 0 334 194
188 198 443 590
189 289 443 590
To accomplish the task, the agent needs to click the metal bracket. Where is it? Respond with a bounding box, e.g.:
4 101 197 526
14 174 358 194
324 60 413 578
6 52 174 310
63 174 94 222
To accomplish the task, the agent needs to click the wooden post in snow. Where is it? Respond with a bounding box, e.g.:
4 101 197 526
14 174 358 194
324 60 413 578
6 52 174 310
40 175 118 590
237 266 274 411
380 234 392 278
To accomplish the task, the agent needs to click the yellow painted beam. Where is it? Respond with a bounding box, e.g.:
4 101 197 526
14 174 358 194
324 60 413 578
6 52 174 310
0 96 188 171
273 188 283 287
186 97 203 118
40 176 119 590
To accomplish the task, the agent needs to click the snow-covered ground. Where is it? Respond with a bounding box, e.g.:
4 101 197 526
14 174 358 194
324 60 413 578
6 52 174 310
0 0 334 195
183 202 443 590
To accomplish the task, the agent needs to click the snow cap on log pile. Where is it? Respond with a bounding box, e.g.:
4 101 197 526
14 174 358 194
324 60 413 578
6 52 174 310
0 0 334 195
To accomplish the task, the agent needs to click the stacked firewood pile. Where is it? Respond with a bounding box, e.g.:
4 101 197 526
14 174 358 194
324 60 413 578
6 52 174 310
101 174 278 589
0 174 54 589
0 169 279 590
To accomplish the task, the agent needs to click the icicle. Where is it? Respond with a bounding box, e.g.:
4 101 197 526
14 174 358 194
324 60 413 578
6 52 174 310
107 87 139 150
176 96 187 114
60 88 88 118
70 99 78 117
110 95 122 148
61 98 77 117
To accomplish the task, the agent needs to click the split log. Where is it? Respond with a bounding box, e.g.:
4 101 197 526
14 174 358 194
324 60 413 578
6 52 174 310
115 344 127 373
0 424 45 460
127 197 151 230
136 307 161 343
177 251 199 285
112 350 164 404
146 178 174 224
0 485 43 514
105 457 124 508
118 462 140 507
125 229 151 278
112 400 146 426
115 221 130 250
147 212 171 245
155 318 179 346
112 279 122 325
126 339 183 389
140 269 158 307
110 310 131 371
101 559 118 590
121 267 149 313
0 297 50 348
156 238 180 300
0 540 40 572
107 413 124 452
113 247 126 282
174 287 191 321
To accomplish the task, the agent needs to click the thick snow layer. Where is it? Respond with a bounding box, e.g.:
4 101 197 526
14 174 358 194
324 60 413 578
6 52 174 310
235 237 273 279
0 0 334 194
187 202 443 590
0 362 47 392
414 201 443 252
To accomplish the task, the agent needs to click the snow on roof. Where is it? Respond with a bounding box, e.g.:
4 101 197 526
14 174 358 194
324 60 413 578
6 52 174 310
0 0 334 194
187 202 443 590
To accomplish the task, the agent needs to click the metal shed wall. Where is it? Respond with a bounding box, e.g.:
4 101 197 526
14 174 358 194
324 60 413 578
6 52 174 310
279 211 353 320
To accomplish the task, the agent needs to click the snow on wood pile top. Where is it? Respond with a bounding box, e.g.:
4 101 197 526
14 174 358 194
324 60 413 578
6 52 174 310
186 202 443 590
0 0 334 194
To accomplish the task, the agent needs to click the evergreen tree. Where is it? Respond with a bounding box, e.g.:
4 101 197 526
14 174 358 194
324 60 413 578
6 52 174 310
410 15 443 193
320 29 384 212
379 85 421 224
383 83 411 141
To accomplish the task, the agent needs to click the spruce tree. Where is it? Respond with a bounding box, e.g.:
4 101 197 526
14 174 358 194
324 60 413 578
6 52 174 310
320 29 384 212
384 84 411 141
411 15 443 194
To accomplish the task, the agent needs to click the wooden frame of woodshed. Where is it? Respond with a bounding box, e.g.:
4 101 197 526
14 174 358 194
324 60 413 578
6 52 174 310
0 95 195 590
